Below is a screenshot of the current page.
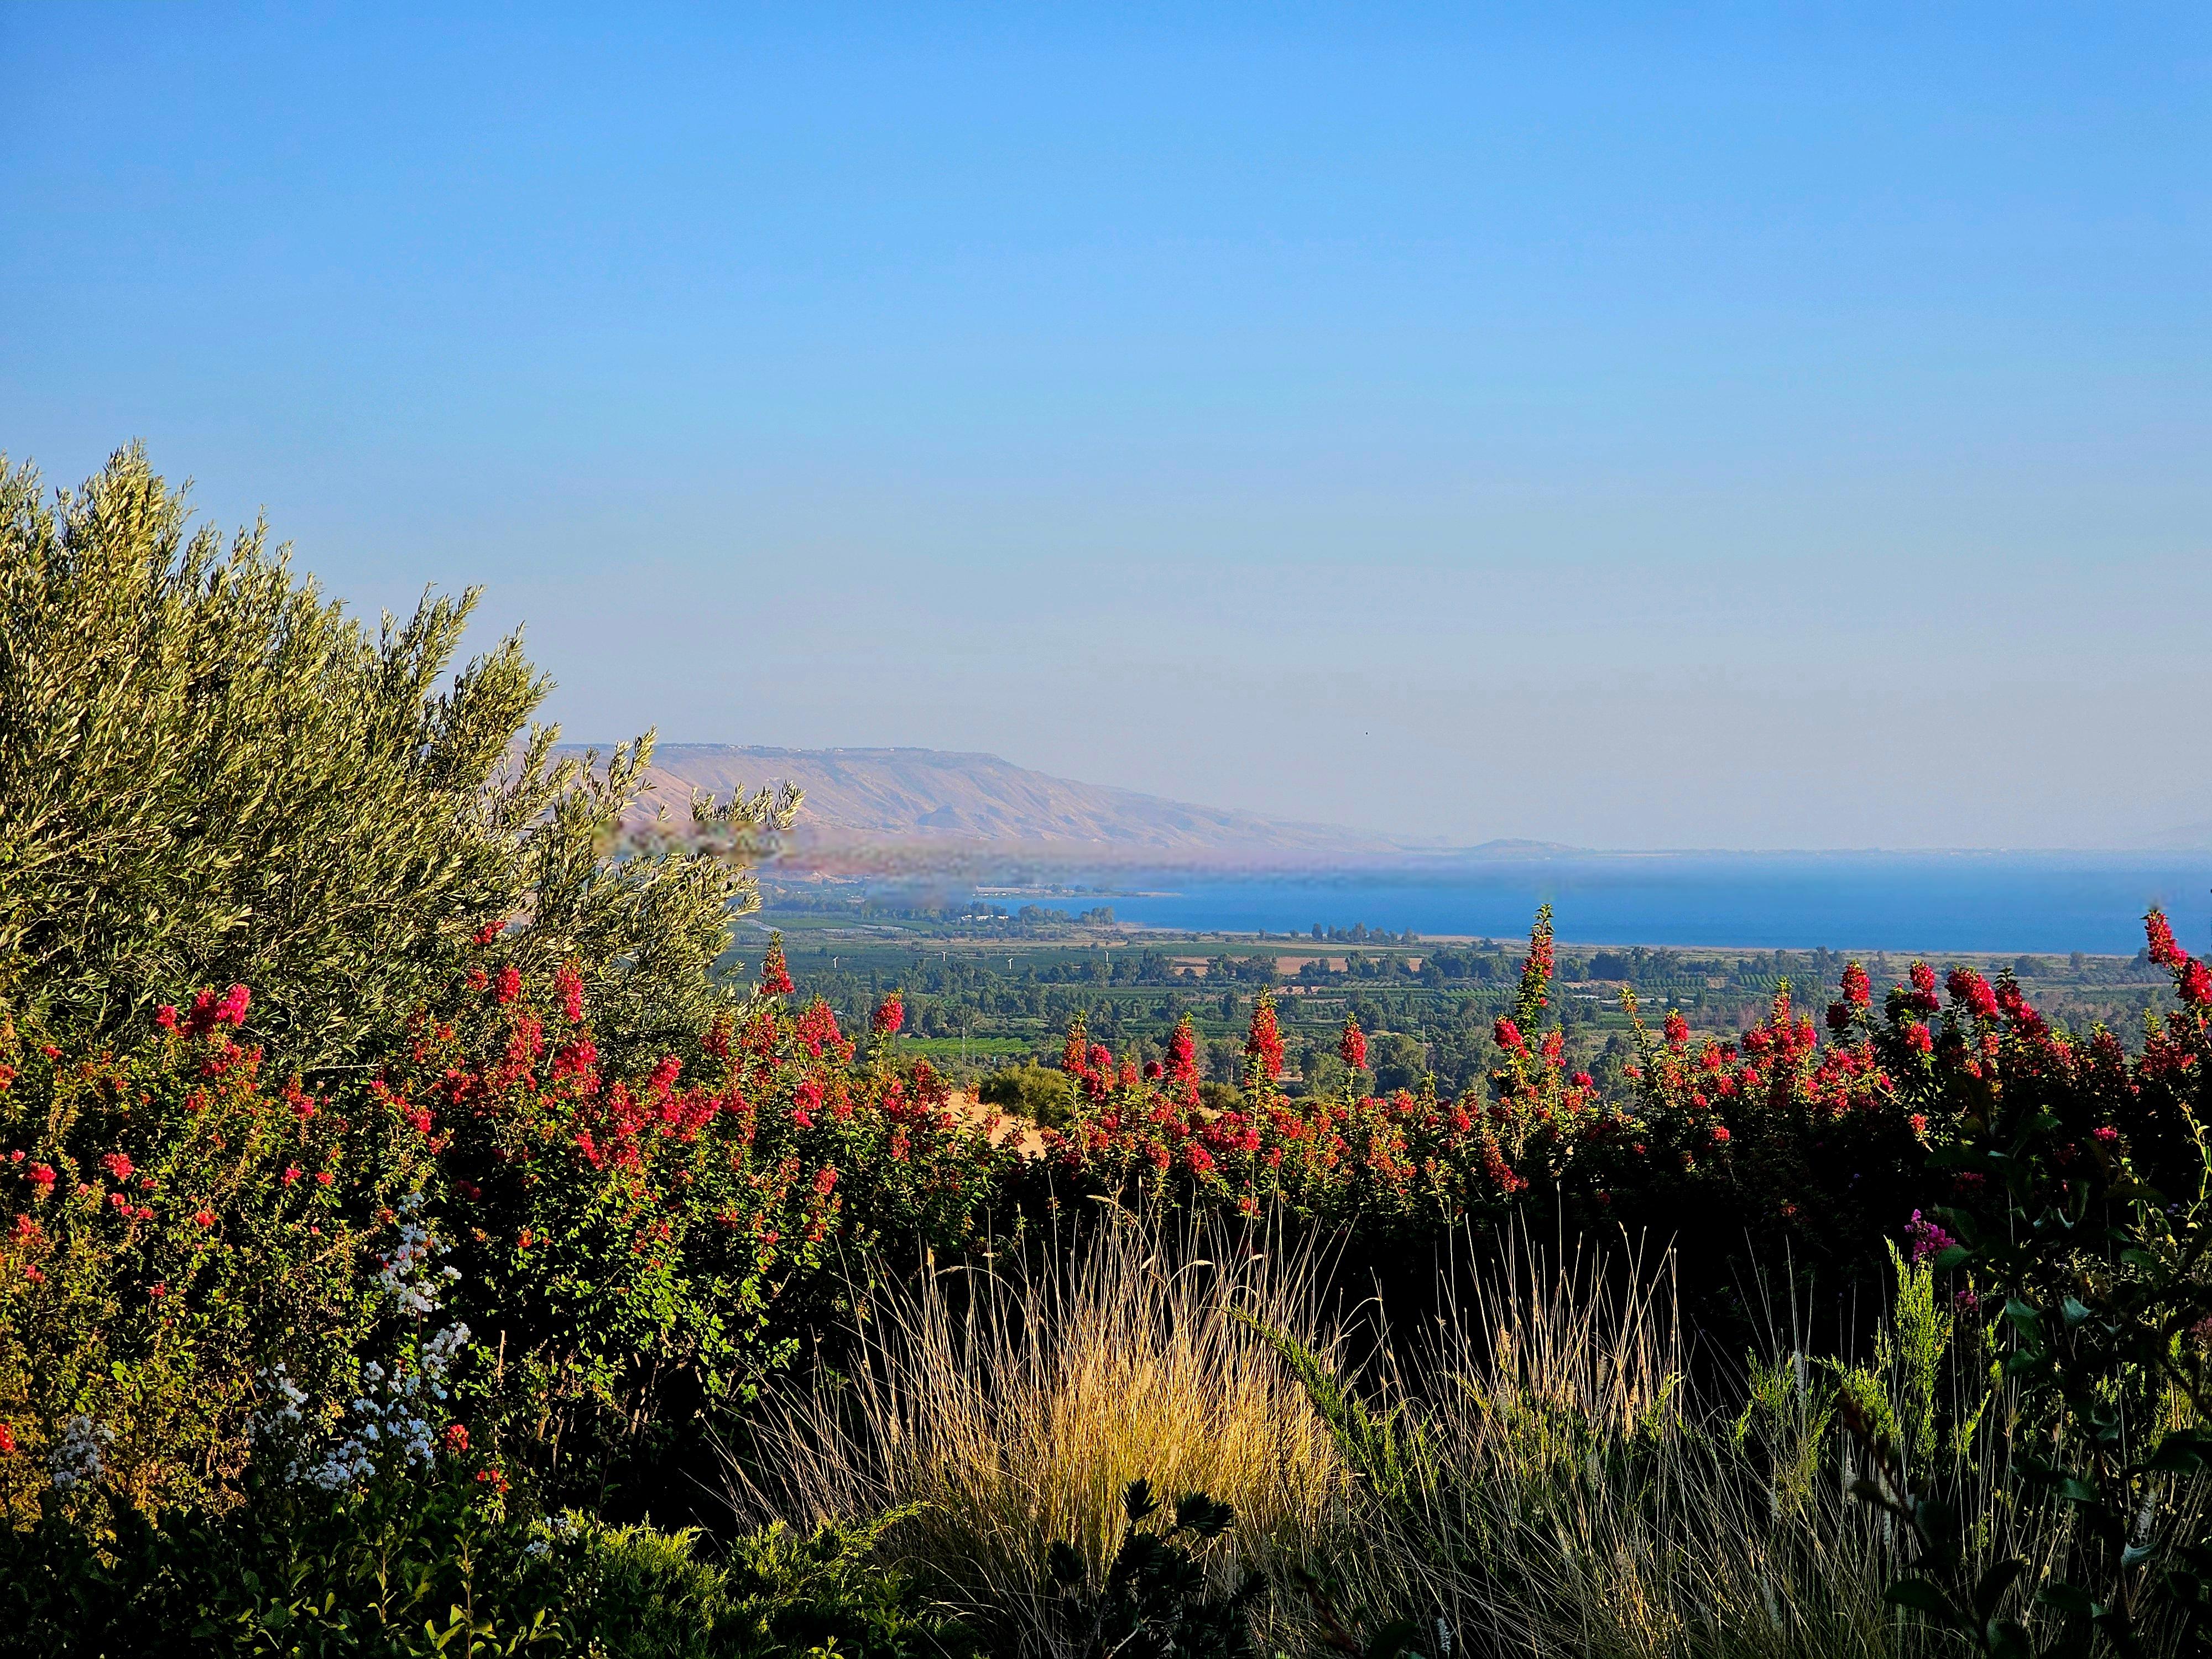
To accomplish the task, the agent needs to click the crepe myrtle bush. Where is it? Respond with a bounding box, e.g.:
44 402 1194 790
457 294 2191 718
324 943 1015 1496
1026 995 1531 1237
1019 909 1623 1237
1026 905 2212 1291
1593 906 2209 1285
0 936 1014 1513
0 1480 980 1659
0 984 432 1519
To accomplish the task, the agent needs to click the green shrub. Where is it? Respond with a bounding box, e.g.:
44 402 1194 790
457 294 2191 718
1194 1082 1245 1115
979 1061 1078 1128
559 1510 978 1659
0 1474 969 1659
0 1471 564 1658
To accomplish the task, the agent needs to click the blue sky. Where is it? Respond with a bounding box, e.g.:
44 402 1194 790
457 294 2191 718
3 4 2205 849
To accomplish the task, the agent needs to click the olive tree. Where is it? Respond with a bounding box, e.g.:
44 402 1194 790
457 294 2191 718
0 443 797 1068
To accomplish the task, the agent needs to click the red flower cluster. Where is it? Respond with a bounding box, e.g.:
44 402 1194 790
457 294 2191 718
1338 1014 1367 1071
759 932 795 997
791 1077 823 1128
1244 992 1284 1083
1055 1013 1120 1103
1841 962 1871 1009
2148 909 2185 968
1165 1020 1200 1083
1906 962 1940 1015
1516 909 1556 1015
795 1001 849 1061
554 962 586 1025
152 984 251 1045
2148 909 2212 1009
871 995 904 1039
1945 967 2000 1021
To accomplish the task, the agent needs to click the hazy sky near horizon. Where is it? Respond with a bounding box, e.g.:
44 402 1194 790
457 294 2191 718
4 4 2207 851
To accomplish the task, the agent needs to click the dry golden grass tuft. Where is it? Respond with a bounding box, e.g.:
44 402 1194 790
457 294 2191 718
735 1213 1356 1652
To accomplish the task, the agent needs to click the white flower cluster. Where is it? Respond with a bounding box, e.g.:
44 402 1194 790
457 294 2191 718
524 1510 588 1559
291 1320 471 1491
375 1191 461 1318
49 1414 114 1491
253 1364 313 1440
253 1193 474 1491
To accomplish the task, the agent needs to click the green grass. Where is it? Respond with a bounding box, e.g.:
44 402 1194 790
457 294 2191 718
895 1036 1036 1059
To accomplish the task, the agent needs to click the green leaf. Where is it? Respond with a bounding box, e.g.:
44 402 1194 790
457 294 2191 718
1172 1493 1234 1540
1886 1579 1959 1621
2038 1582 2103 1618
1916 1496 1960 1541
1047 1540 1086 1588
2148 1429 2212 1474
1974 1559 2026 1624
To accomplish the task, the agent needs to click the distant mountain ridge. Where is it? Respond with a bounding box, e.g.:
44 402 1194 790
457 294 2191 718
562 743 1411 863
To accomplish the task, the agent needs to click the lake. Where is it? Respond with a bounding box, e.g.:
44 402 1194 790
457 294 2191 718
1022 853 2212 956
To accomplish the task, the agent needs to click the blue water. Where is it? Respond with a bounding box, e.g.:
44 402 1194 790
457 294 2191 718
1026 855 2212 956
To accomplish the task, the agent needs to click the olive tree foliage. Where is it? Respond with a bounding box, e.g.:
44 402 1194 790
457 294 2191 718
0 444 800 1069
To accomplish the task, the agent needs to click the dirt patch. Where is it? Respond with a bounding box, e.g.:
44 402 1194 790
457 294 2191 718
944 1089 1048 1159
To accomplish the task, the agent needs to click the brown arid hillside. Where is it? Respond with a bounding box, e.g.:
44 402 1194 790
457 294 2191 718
562 743 1407 867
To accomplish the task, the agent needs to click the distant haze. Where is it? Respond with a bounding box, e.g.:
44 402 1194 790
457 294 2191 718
605 744 2212 862
4 7 2206 849
603 744 1404 862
